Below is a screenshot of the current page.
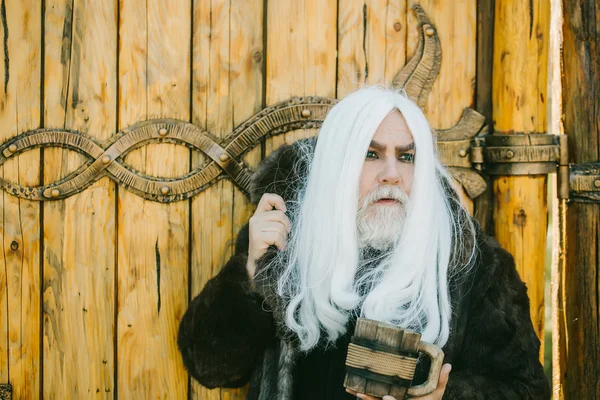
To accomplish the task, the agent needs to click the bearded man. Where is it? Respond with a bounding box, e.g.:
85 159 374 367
177 86 550 400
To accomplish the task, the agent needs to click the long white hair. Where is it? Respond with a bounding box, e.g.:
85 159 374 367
268 86 477 351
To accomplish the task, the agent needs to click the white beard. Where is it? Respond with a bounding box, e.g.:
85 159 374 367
356 185 409 251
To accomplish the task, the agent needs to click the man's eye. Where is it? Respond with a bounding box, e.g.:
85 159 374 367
366 150 378 159
399 153 415 163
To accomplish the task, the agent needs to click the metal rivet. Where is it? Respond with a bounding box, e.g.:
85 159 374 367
101 156 111 164
506 150 515 159
393 22 402 32
159 128 168 136
594 179 600 188
10 241 19 251
425 27 434 37
8 144 17 153
459 149 467 158
253 51 262 62
301 109 311 118
51 189 60 198
219 153 229 162
161 186 170 195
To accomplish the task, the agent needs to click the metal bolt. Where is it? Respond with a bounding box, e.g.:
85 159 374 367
393 22 402 32
301 109 311 118
8 144 17 153
101 156 111 164
51 189 60 198
159 128 168 136
506 150 515 159
10 241 19 251
459 149 467 158
219 153 229 162
161 186 170 195
424 25 434 36
594 179 600 188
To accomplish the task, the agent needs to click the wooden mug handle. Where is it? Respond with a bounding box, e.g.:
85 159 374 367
407 341 444 397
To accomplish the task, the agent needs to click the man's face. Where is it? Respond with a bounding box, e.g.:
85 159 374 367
358 110 415 201
356 110 415 250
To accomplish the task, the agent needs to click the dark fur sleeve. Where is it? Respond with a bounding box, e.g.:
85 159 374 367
444 236 551 399
177 223 276 388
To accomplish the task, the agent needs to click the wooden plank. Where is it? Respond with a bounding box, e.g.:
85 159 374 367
117 0 190 398
337 0 407 98
265 0 337 152
473 0 495 234
406 0 477 214
189 0 263 398
559 0 600 398
491 0 549 360
0 1 41 398
42 0 117 397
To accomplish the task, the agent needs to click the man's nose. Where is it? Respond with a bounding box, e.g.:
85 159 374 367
379 160 402 185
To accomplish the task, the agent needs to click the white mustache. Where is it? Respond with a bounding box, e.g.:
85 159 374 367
362 185 409 206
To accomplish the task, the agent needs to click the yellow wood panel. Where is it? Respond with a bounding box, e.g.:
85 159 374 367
337 0 407 97
266 0 337 152
492 0 549 357
117 0 190 398
406 0 477 213
42 0 117 397
189 0 263 398
0 1 41 397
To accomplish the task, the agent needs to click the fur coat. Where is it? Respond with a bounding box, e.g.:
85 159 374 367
177 138 551 400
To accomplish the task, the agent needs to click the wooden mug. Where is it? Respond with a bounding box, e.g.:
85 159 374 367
344 318 444 399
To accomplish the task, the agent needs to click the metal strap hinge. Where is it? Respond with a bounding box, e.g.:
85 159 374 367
468 133 600 203
0 383 11 400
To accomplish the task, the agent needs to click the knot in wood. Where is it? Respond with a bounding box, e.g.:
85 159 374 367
10 241 19 251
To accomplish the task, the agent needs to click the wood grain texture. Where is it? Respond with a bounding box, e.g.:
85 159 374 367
190 0 263 398
406 0 477 214
265 0 337 152
492 0 549 359
559 0 600 398
337 0 407 98
0 1 41 398
42 0 117 397
117 0 190 398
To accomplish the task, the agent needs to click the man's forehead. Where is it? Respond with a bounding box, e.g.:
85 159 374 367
372 110 414 145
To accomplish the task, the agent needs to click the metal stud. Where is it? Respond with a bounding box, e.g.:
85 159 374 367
301 109 311 118
161 186 170 195
8 144 17 153
219 153 229 162
159 128 168 136
101 156 111 164
425 26 434 37
506 150 515 159
51 189 60 198
594 179 600 188
459 149 468 158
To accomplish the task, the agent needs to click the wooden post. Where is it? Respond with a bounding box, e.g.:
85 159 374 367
492 0 550 362
558 0 600 398
0 1 42 398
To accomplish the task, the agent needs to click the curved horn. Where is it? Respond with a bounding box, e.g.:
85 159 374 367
392 4 442 108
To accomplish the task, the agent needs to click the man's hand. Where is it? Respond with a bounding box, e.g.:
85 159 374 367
246 193 291 282
345 363 452 400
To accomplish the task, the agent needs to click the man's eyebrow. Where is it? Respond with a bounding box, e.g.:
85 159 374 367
369 140 415 152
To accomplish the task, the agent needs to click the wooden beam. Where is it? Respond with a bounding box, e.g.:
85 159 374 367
558 0 600 397
492 0 550 362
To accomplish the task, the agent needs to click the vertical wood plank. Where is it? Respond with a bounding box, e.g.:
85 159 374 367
190 0 263 398
43 0 117 397
559 0 600 397
337 0 407 98
492 0 549 359
0 1 41 398
407 0 477 213
117 0 190 398
265 0 337 152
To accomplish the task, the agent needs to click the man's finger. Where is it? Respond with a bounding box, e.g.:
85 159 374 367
259 210 291 232
256 193 287 213
438 363 452 388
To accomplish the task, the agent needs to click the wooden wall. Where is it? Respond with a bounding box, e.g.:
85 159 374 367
0 0 495 398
